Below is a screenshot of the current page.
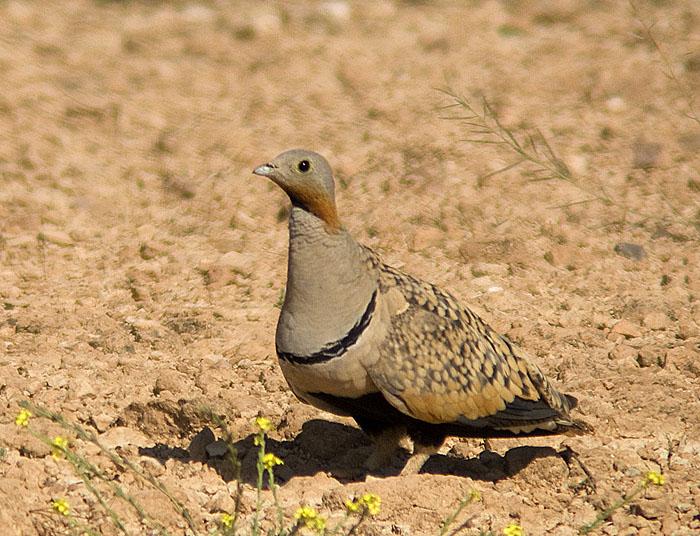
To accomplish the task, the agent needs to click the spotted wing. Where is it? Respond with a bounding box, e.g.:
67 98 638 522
367 262 576 432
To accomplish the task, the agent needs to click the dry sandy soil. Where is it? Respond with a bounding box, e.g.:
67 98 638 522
1 1 700 534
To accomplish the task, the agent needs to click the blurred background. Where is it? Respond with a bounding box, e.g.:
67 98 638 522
1 1 699 534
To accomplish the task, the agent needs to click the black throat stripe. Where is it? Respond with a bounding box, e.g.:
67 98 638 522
277 290 378 365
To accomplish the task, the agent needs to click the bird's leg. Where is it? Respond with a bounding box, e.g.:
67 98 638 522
366 426 406 471
559 445 596 493
401 426 447 476
354 416 405 472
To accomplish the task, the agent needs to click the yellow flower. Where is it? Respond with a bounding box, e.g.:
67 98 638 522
344 498 360 513
644 471 666 486
15 408 32 427
254 417 272 433
262 453 284 470
468 489 482 502
220 513 234 528
51 498 70 516
51 436 69 460
360 493 381 515
294 506 326 532
345 493 381 516
503 523 524 536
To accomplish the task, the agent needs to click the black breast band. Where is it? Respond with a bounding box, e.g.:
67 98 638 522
277 290 377 365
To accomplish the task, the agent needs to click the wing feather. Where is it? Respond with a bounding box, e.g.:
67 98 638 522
362 250 575 431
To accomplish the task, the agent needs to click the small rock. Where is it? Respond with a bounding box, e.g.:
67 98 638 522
99 426 149 449
675 503 692 513
124 316 166 339
153 370 185 396
471 276 496 290
218 251 256 274
322 0 351 21
611 320 643 338
412 227 443 250
677 320 698 339
614 242 646 260
1 285 20 299
139 456 166 477
609 344 638 361
38 229 73 247
205 489 236 513
642 311 670 331
471 262 508 278
606 95 626 113
205 439 229 458
188 427 216 461
636 347 666 368
632 140 662 169
70 376 97 399
592 312 614 329
633 497 670 520
91 412 115 433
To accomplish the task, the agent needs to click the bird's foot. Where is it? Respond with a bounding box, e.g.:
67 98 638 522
399 452 431 476
399 443 439 476
559 445 596 493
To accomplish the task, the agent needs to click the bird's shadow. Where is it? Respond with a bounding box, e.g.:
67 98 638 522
138 419 571 486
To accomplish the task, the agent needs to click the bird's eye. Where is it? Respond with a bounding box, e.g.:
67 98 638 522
298 160 310 173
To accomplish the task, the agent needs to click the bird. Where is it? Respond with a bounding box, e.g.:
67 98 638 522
252 149 589 475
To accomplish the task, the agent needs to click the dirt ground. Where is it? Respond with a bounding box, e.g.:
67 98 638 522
1 0 699 534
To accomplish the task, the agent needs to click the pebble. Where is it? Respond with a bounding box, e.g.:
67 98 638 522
188 427 216 461
675 502 692 513
609 344 638 362
614 242 646 260
471 276 497 290
217 250 256 274
606 95 626 112
38 228 73 247
205 439 229 459
99 426 149 449
91 412 115 433
632 140 662 170
1 285 21 299
642 311 670 331
322 1 351 21
471 262 509 277
611 320 643 338
677 320 699 339
636 347 666 368
205 489 236 513
153 370 185 395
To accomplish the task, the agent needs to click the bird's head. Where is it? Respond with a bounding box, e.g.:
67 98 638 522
253 149 341 231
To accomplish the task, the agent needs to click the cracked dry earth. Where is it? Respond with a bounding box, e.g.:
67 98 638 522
1 1 700 535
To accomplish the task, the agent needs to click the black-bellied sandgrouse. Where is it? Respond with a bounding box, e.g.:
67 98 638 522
253 149 589 475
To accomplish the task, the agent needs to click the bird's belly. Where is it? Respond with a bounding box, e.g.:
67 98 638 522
278 345 375 400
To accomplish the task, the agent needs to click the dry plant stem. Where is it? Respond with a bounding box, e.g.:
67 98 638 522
207 410 244 535
20 401 197 535
438 494 478 536
326 512 352 536
30 509 101 536
629 0 700 127
438 88 613 206
28 429 130 535
578 481 647 534
438 88 698 232
345 511 369 536
267 466 284 534
252 430 266 536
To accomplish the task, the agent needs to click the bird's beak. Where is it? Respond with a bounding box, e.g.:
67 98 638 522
253 163 275 177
